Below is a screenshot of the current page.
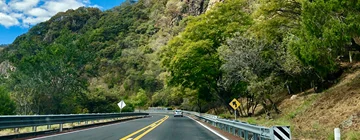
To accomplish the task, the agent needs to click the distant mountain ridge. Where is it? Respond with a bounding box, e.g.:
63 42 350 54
0 44 9 47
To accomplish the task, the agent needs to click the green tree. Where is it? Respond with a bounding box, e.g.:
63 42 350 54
162 0 252 112
132 89 149 110
291 0 360 77
251 0 301 42
0 86 16 115
219 36 283 116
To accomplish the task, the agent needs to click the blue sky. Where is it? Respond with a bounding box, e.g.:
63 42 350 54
0 0 125 44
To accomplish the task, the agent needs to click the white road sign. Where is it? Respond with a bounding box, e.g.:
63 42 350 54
118 100 126 109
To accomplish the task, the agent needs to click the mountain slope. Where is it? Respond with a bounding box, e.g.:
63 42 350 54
0 0 215 114
240 64 360 139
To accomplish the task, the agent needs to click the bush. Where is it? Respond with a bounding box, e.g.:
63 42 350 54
219 113 232 119
246 118 258 124
0 86 16 115
345 131 360 140
327 133 334 140
121 102 135 112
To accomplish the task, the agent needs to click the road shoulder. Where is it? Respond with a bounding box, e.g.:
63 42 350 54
187 115 242 140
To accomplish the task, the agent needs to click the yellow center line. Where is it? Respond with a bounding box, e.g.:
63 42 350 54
133 115 169 140
120 115 168 140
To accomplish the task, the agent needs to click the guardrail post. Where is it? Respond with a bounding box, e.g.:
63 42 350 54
59 124 63 132
253 133 258 140
47 124 51 129
244 131 248 140
14 128 19 133
32 126 37 132
334 128 340 140
85 121 88 124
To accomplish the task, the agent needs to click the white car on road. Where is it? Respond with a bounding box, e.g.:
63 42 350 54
174 110 183 117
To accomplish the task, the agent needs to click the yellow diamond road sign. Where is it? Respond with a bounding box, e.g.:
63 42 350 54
229 98 241 110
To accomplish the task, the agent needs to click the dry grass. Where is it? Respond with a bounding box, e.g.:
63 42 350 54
238 64 360 140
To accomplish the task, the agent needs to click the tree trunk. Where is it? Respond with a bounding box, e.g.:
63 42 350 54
268 98 281 114
197 98 202 113
251 102 258 116
239 103 245 117
260 100 270 119
286 83 293 94
246 97 251 116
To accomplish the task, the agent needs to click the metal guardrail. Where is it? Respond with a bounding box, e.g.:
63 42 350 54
183 111 291 140
0 112 148 131
139 110 172 114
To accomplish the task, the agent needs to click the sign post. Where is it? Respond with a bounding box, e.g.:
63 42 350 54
117 100 126 113
229 98 241 120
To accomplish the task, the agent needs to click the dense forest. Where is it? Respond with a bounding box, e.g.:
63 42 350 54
0 0 359 117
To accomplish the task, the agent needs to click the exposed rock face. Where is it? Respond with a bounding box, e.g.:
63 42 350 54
164 0 210 27
184 0 208 16
340 113 360 129
0 60 15 78
206 0 224 11
290 95 298 100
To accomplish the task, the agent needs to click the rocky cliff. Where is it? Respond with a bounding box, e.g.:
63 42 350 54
0 60 15 78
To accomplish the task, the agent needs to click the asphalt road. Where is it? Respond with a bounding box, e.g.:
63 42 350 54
31 114 223 140
141 115 222 140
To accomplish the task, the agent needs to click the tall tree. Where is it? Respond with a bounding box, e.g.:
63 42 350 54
162 0 252 111
291 0 360 77
0 85 16 115
219 36 283 116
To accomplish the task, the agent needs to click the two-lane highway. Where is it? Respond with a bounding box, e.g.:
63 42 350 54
31 114 224 140
140 115 223 140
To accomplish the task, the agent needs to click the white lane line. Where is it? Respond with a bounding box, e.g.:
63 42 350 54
30 117 151 140
186 116 229 140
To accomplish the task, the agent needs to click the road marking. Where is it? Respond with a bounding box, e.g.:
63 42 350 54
186 116 229 140
119 116 165 140
133 115 168 140
120 115 168 140
30 117 148 140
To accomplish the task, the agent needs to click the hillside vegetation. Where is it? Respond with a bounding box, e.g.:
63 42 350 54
237 63 360 139
0 1 359 138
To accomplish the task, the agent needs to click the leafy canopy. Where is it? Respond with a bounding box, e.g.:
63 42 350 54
163 0 252 92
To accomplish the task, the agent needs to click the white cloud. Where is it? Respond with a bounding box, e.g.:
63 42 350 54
89 4 102 9
9 0 40 11
0 0 9 12
42 0 85 15
9 12 24 18
22 16 51 25
26 7 50 17
82 0 90 4
0 0 100 28
0 12 20 27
